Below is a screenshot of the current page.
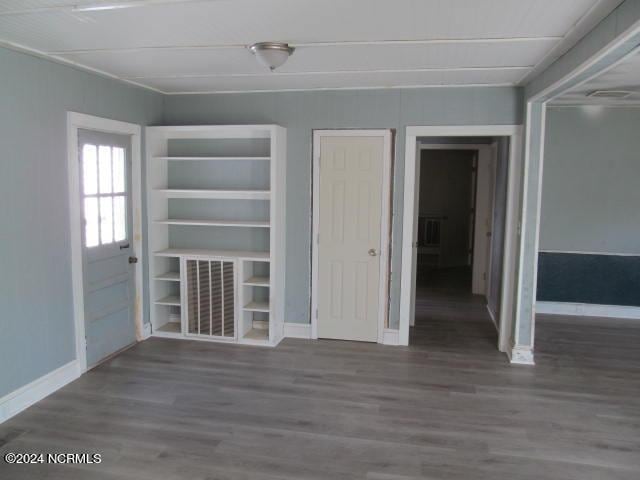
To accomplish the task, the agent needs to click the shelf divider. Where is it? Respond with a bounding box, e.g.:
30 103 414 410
154 189 270 200
154 156 270 161
155 219 270 228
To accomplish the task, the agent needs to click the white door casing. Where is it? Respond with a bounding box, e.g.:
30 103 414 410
67 112 143 373
312 130 392 343
401 126 522 349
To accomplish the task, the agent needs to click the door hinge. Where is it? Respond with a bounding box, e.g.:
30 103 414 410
315 308 318 319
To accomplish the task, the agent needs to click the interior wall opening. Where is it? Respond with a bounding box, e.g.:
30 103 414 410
409 137 510 351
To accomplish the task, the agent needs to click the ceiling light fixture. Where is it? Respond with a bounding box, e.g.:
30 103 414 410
248 42 295 71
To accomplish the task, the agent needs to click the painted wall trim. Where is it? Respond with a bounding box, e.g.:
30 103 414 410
67 112 144 373
539 249 640 257
0 361 80 424
536 301 640 320
512 102 546 354
509 346 535 365
142 322 152 340
284 323 312 339
382 329 400 345
486 305 499 332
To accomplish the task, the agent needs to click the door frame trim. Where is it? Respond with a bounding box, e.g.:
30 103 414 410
400 125 523 351
311 129 393 344
67 112 143 373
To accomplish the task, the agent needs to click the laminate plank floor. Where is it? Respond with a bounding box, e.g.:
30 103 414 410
2 279 639 479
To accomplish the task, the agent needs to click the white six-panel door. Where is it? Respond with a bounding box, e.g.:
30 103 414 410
315 134 389 342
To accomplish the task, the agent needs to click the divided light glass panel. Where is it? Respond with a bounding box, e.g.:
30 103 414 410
82 144 127 248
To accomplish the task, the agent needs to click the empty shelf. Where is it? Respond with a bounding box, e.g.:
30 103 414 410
243 328 269 341
154 189 270 200
156 219 270 228
243 276 270 287
243 300 270 312
155 295 181 306
154 271 180 282
156 322 181 333
154 156 270 161
155 248 270 261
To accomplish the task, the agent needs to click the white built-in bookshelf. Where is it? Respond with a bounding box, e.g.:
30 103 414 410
146 125 286 346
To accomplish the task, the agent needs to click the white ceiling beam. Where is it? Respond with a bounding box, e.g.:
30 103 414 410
48 36 562 55
0 0 209 16
124 66 533 80
165 83 519 96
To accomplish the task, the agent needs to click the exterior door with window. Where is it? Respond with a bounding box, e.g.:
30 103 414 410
79 129 136 368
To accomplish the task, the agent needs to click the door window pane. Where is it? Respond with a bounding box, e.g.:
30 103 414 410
98 145 112 194
84 197 99 248
112 147 125 193
100 197 113 244
82 141 128 248
113 195 126 242
82 145 98 195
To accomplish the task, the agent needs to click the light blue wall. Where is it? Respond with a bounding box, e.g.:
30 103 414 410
541 107 640 254
163 87 524 327
0 46 163 398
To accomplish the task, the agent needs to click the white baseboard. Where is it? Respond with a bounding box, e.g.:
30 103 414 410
0 360 80 424
486 305 500 332
142 322 152 340
283 322 312 339
536 301 640 320
509 346 535 365
382 328 400 345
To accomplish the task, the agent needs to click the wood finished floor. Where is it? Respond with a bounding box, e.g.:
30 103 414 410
2 276 640 479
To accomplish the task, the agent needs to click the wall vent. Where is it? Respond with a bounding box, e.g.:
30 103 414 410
586 90 634 99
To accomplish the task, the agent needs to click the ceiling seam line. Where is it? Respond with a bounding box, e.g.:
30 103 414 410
46 36 564 55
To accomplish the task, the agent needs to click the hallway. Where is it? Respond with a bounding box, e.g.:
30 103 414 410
411 266 499 353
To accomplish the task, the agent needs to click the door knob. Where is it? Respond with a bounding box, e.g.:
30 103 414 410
128 256 138 264
368 249 377 257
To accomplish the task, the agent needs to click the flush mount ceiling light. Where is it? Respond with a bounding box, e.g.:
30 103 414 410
249 42 295 71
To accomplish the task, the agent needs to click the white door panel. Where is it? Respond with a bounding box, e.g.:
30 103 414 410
317 136 384 342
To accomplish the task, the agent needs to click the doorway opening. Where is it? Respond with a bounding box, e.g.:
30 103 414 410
412 141 501 350
400 126 523 352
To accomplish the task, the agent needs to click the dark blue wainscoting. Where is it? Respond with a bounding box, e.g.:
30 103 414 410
537 252 640 307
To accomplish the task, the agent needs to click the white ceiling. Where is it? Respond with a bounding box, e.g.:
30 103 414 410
552 48 640 105
0 0 624 94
